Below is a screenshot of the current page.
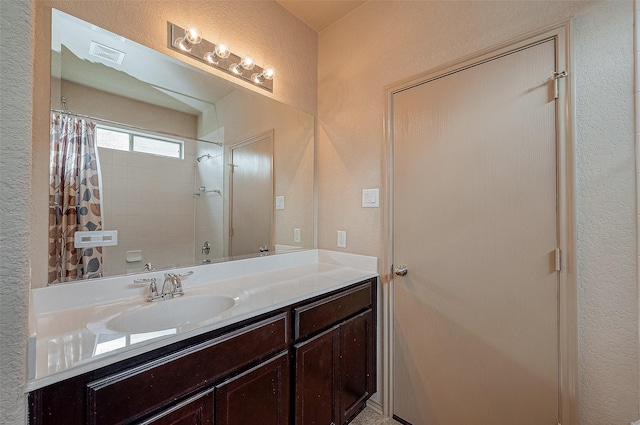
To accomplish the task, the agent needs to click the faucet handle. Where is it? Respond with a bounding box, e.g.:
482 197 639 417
173 271 192 297
133 277 155 284
134 277 162 302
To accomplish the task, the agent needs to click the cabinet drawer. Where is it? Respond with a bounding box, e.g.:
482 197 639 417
138 388 214 425
294 281 372 340
87 312 288 425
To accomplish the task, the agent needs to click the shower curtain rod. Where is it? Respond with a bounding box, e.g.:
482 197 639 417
50 108 223 147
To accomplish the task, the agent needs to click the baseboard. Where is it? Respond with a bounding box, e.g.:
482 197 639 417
365 398 383 415
392 414 413 425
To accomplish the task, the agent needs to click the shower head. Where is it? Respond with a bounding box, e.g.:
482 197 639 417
196 153 212 162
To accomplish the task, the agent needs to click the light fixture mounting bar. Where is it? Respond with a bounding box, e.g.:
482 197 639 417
167 22 273 92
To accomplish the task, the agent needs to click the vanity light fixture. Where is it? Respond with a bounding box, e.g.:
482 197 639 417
168 22 274 92
204 43 230 64
174 27 202 52
230 56 255 75
252 66 275 84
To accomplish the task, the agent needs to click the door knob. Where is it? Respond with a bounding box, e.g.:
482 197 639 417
394 265 408 276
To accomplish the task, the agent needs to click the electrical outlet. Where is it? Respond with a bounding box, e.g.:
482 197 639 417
294 228 301 243
337 230 347 248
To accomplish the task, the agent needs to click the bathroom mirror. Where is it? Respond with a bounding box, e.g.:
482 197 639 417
48 9 314 284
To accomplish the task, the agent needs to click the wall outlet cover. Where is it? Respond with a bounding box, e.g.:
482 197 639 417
275 196 285 210
337 230 347 248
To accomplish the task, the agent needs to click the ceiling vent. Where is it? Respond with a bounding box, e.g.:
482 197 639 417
89 41 126 65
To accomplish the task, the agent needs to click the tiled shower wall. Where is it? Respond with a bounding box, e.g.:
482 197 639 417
194 141 225 262
99 145 197 276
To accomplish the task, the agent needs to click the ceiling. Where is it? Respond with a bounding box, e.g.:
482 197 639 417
276 0 367 32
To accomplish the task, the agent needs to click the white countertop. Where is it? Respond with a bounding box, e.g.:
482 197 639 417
27 249 378 392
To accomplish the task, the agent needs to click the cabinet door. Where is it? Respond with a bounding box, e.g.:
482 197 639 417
215 351 290 425
139 389 213 425
86 313 289 425
294 325 340 425
338 310 375 424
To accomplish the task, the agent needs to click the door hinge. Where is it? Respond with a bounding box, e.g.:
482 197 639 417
553 70 567 99
555 248 561 272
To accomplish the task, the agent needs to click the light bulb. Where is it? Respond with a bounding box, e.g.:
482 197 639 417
175 27 201 52
230 55 255 74
186 28 201 44
230 63 243 74
251 66 275 84
240 56 255 70
251 72 264 83
206 43 231 63
262 66 275 80
215 43 230 59
176 37 192 52
204 52 217 63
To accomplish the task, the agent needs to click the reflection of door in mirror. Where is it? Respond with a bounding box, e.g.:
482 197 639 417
229 131 274 257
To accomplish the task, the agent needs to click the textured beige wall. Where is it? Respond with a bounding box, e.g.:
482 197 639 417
573 2 638 423
636 0 640 413
1 0 33 423
318 1 638 423
59 80 200 139
204 89 315 253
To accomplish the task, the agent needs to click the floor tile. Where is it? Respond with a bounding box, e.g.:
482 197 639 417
351 407 403 425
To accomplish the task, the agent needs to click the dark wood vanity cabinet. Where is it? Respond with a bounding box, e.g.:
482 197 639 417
138 388 214 425
293 282 376 425
215 351 290 425
28 278 376 425
137 351 290 425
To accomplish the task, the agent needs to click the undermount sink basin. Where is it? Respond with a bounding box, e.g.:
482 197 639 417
105 294 236 334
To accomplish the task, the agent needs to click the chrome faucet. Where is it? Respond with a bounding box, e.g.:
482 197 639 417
162 273 179 297
134 271 192 302
161 271 192 298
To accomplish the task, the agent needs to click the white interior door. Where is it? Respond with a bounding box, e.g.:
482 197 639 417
229 131 273 257
392 40 559 424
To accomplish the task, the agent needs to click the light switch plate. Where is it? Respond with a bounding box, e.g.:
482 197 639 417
362 188 379 208
337 230 347 248
275 196 285 210
294 228 301 243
